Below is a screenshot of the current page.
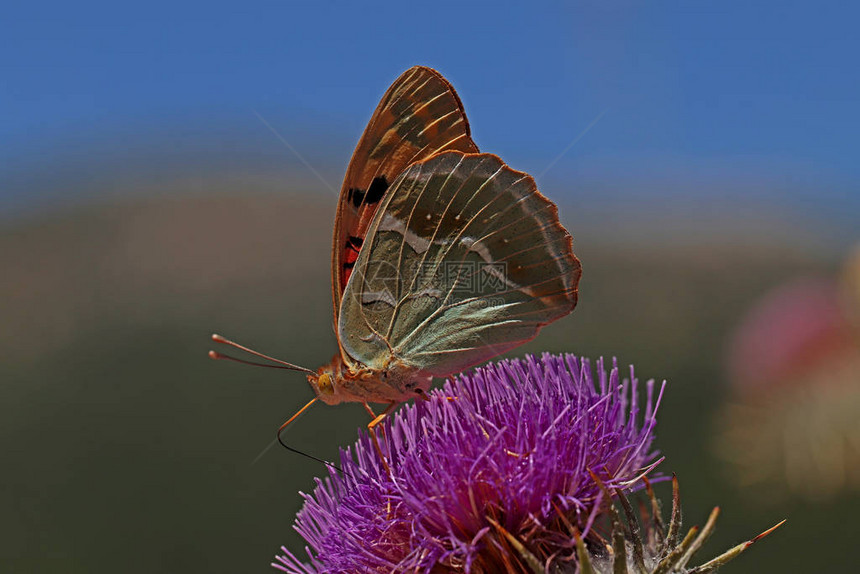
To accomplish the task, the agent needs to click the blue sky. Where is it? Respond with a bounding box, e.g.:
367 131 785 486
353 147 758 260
2 1 858 215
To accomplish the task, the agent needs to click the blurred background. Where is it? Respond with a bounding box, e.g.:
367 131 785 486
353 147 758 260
2 1 858 571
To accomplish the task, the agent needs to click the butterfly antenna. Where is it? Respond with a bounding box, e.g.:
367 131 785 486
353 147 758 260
276 397 343 472
208 333 316 375
210 334 340 471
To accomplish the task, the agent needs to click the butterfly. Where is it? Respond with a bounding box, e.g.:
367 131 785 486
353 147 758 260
212 66 581 452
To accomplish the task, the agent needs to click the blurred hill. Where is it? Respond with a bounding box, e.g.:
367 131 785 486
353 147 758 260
1 176 856 571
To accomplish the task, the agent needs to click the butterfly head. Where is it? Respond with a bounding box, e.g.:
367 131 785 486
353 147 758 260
316 372 335 395
307 369 336 405
307 354 350 405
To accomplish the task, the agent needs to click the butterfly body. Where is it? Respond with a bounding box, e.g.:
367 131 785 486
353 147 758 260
310 353 432 406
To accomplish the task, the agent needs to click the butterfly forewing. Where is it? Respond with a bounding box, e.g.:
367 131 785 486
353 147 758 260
332 66 479 325
339 151 581 377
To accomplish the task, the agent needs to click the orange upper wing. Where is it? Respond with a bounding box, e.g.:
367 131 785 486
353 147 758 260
332 66 478 324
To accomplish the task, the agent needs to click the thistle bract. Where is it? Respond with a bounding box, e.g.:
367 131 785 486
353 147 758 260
274 353 664 573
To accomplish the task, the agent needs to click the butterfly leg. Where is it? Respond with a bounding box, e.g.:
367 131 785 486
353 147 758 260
361 402 387 461
363 401 397 476
415 388 457 403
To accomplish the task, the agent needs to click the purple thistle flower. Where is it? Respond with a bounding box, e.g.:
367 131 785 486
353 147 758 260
274 353 664 573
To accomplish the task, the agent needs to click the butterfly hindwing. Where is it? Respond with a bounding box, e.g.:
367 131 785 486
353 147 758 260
332 66 479 325
338 151 581 376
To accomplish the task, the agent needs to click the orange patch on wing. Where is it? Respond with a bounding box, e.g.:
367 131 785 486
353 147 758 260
331 66 478 324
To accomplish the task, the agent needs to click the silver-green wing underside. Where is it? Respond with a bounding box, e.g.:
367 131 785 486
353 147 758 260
338 151 581 377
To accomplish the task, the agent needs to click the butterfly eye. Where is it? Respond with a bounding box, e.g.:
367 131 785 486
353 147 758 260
318 373 335 395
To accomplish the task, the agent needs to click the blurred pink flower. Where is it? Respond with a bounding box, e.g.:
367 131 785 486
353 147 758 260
727 277 855 395
718 259 860 500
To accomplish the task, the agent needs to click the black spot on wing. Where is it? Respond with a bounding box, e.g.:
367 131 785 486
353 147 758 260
365 176 388 204
348 176 389 209
349 188 364 208
346 236 363 251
